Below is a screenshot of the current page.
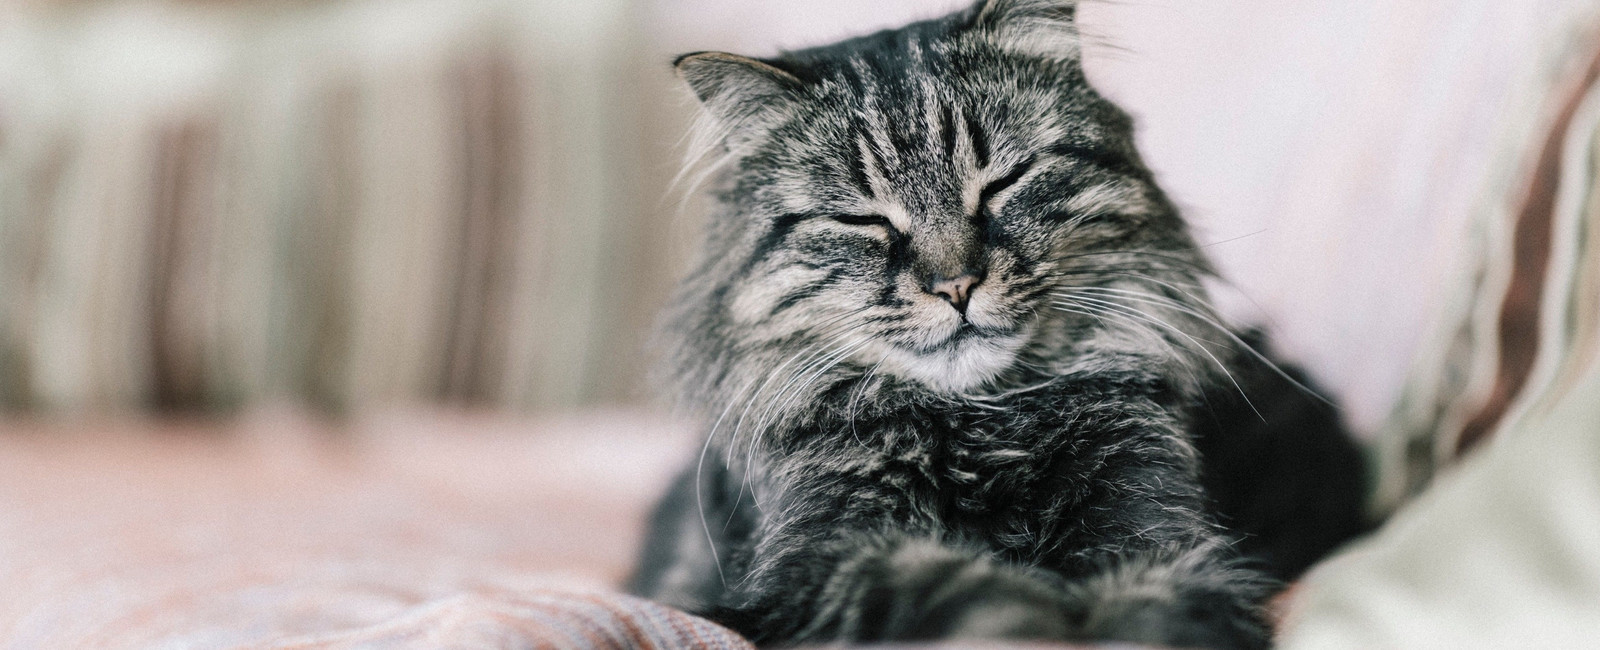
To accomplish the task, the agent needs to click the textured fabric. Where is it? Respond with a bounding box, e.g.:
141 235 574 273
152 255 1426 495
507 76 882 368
267 590 754 649
0 410 757 649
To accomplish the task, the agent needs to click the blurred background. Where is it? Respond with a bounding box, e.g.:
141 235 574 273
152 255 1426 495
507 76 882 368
0 0 1589 429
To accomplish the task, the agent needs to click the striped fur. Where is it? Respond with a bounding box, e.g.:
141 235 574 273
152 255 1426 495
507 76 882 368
632 1 1365 647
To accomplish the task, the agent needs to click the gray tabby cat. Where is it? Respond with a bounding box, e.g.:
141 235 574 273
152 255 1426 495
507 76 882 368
629 1 1369 647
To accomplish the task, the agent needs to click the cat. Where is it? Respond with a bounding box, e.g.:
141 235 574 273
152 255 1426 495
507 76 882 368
628 1 1370 647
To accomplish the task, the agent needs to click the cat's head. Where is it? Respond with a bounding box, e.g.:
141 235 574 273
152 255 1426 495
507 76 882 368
666 0 1211 404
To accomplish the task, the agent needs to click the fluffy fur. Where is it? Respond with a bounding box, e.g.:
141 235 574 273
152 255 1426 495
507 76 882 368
629 1 1369 647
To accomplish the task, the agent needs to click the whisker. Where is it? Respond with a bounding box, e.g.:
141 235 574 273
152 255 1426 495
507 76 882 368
754 336 873 453
702 309 864 563
1053 293 1264 421
1049 248 1210 271
848 357 887 450
693 371 761 588
1047 247 1283 331
723 329 859 522
1047 300 1195 389
723 311 861 467
1056 289 1229 347
739 336 870 512
727 338 872 589
1199 228 1268 249
1091 267 1286 342
1063 285 1334 406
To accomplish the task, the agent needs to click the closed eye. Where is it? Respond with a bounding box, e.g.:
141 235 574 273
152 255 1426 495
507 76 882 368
831 213 892 228
978 157 1036 211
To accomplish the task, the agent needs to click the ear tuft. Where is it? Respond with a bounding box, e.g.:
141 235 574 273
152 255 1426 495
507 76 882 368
970 0 1080 62
674 52 804 134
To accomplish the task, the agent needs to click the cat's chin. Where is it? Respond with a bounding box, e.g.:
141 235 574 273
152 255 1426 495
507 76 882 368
875 334 1026 394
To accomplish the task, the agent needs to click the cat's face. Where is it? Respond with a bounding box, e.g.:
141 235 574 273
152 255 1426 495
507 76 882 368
674 0 1199 395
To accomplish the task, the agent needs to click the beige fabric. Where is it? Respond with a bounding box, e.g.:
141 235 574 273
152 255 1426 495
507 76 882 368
1279 350 1600 649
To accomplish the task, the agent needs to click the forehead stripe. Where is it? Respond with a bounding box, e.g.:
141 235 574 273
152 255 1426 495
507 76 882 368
963 111 990 169
847 129 876 197
855 134 898 203
939 104 958 161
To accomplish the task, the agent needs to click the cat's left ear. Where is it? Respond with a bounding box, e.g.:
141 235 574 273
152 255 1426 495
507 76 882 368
967 0 1081 62
674 51 804 137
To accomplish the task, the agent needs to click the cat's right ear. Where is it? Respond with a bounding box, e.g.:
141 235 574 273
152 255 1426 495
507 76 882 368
674 52 803 138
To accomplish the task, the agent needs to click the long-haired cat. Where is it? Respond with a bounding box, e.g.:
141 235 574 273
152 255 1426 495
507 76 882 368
629 1 1370 647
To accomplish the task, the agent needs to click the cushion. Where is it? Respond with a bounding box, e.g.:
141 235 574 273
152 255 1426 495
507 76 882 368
0 410 752 648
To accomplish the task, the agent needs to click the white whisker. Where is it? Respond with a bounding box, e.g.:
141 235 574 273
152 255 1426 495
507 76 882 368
740 336 870 511
1063 284 1333 406
723 330 856 522
1054 293 1263 421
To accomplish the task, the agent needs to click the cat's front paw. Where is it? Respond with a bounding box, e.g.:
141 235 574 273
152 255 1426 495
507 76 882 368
817 538 1071 643
1063 551 1273 650
1069 588 1269 650
878 559 1070 641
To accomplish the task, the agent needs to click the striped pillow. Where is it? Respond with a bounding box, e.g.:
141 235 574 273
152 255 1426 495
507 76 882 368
1373 12 1600 511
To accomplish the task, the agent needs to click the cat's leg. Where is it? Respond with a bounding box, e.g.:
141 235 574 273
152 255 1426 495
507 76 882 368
714 529 1072 645
1034 404 1276 650
627 464 733 613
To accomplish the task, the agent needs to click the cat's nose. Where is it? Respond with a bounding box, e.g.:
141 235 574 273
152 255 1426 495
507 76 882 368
927 272 983 314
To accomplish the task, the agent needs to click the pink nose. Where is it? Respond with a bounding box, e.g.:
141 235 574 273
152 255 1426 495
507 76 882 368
928 274 981 314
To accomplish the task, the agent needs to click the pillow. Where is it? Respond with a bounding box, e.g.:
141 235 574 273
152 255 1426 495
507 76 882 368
1372 8 1600 511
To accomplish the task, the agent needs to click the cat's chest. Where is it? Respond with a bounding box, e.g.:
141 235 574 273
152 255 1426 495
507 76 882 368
779 380 1149 531
836 404 1095 518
